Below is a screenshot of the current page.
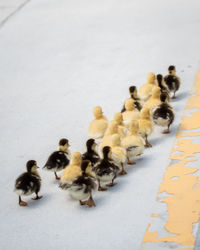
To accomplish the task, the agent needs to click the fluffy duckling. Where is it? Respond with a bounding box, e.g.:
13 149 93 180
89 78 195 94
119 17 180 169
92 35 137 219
110 134 127 175
139 108 153 147
94 146 120 191
164 65 181 99
152 93 175 134
60 158 96 207
99 121 118 152
60 152 82 186
43 138 71 180
122 120 145 164
144 86 161 112
113 113 127 139
156 74 170 101
122 99 140 128
88 106 108 139
14 160 42 206
82 139 100 168
121 86 143 112
139 73 157 101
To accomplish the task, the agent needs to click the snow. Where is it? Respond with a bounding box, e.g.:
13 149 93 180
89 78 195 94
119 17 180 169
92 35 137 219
0 0 200 249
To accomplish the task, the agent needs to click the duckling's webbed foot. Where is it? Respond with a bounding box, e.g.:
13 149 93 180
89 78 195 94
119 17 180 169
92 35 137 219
119 164 127 175
32 193 43 200
127 160 136 165
145 136 152 147
106 182 116 187
98 180 107 191
119 170 127 175
54 172 60 180
162 128 170 134
85 195 96 207
19 196 28 206
98 186 107 191
80 200 87 206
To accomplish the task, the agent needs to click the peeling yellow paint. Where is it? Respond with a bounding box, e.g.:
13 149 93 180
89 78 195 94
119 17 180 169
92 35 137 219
151 213 159 217
143 67 200 247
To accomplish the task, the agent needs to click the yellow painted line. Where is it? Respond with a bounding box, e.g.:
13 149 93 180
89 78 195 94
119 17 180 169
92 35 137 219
142 68 200 248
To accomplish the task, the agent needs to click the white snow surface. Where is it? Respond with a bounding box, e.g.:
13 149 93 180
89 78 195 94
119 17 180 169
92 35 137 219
0 0 200 249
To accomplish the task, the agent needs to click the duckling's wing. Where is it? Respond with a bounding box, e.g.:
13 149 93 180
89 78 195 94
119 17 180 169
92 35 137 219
44 151 70 170
15 173 40 193
74 176 96 192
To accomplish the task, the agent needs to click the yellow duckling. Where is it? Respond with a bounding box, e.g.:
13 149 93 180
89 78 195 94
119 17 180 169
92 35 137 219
144 86 162 112
121 120 145 164
122 99 140 128
139 73 157 101
88 106 108 139
110 134 127 175
113 113 127 139
99 121 118 152
139 108 153 147
60 152 82 185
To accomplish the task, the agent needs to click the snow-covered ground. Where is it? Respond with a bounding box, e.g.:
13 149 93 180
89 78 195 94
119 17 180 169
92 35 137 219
0 0 200 249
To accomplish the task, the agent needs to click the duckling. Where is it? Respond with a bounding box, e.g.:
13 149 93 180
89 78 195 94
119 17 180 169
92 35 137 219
122 99 140 128
122 120 145 164
113 113 127 139
152 93 175 134
99 121 118 152
60 159 96 207
82 139 100 168
164 65 181 99
139 73 157 101
156 74 170 101
43 138 71 180
94 146 120 191
110 134 127 175
144 86 161 112
60 152 82 186
121 86 143 112
139 108 153 147
88 106 108 139
14 160 42 206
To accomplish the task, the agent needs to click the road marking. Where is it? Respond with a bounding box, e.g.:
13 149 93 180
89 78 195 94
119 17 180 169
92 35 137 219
142 68 200 249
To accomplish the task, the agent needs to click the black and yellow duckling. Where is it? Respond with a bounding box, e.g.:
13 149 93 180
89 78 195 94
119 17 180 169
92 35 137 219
82 139 100 168
14 160 42 206
94 146 120 191
164 65 181 99
121 86 143 112
60 157 96 207
152 93 175 134
156 74 170 101
43 138 71 180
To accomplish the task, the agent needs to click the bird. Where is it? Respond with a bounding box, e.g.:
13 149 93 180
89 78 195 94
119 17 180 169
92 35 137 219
164 65 181 99
121 86 143 112
14 160 42 206
139 73 157 101
60 158 96 207
113 113 127 139
122 99 140 128
121 120 145 164
94 146 120 191
139 108 153 147
88 106 108 139
144 86 162 112
99 121 118 152
82 139 100 168
110 134 127 175
156 74 170 101
152 93 175 134
43 138 71 180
